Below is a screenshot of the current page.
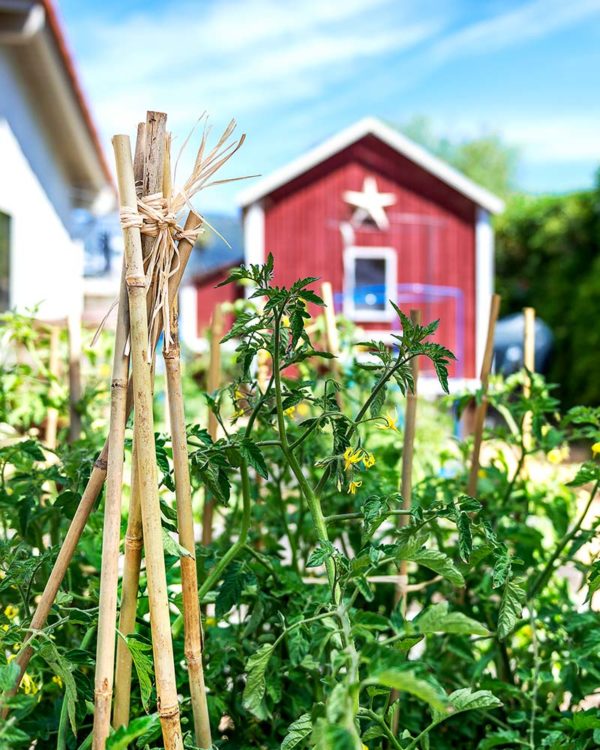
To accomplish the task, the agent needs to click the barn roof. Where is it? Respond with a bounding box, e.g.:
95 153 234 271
238 116 504 214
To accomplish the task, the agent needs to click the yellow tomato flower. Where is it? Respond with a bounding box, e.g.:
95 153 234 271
234 388 244 401
362 452 376 469
547 448 563 465
205 616 217 627
348 480 362 495
4 604 18 620
343 447 364 471
284 405 296 417
281 315 290 328
296 402 310 417
592 441 600 457
21 672 38 695
378 412 399 432
52 675 63 689
230 408 245 422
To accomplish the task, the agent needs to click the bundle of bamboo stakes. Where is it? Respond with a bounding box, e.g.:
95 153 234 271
3 111 245 750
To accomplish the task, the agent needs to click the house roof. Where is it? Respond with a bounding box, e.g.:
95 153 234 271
0 0 113 210
238 116 504 214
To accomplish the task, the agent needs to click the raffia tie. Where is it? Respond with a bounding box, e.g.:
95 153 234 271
119 193 203 356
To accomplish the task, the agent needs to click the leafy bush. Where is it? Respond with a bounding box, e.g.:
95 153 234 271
0 260 599 749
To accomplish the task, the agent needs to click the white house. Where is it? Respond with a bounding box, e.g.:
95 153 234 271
0 0 112 322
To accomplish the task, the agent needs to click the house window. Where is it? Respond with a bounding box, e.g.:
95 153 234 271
0 211 9 312
343 247 397 322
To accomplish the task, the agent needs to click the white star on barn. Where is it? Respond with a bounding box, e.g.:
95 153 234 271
343 176 396 230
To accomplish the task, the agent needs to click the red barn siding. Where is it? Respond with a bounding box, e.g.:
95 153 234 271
195 268 239 334
262 135 477 378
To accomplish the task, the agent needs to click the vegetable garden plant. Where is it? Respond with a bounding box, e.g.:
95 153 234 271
1 256 600 749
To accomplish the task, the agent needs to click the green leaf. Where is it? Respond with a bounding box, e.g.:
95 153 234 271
416 602 489 636
122 634 154 712
497 580 526 640
364 670 447 712
216 560 250 618
399 546 465 586
447 687 503 714
239 437 269 479
161 528 193 559
306 541 335 568
38 641 78 733
455 510 472 563
477 729 522 749
243 643 274 717
281 713 312 750
567 461 600 487
107 715 159 749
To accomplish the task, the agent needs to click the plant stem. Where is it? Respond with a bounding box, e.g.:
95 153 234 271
358 708 402 750
528 479 599 600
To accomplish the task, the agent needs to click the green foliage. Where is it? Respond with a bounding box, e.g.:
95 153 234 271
0 260 599 750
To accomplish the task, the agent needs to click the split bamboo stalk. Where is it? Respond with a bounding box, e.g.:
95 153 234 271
6 212 201 709
201 303 223 546
164 303 212 748
67 310 82 442
45 324 60 449
523 306 535 452
92 251 130 748
467 294 501 496
113 131 183 749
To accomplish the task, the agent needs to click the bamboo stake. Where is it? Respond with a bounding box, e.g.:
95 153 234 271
92 250 131 748
113 131 183 749
201 303 223 546
523 306 535 452
113 122 148 728
321 281 343 408
45 324 60 449
467 294 501 496
67 310 82 442
164 304 212 748
6 212 202 709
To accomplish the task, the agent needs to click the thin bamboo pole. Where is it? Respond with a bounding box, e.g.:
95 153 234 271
467 294 501 496
523 306 535 452
201 303 223 546
113 132 183 749
164 303 212 748
92 254 130 748
67 310 82 442
45 324 60 449
5 213 201 709
321 281 343 409
113 122 147 728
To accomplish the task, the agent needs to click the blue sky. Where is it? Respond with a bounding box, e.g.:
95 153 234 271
59 0 600 213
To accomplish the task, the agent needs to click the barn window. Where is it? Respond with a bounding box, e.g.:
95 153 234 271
343 247 397 322
0 211 10 312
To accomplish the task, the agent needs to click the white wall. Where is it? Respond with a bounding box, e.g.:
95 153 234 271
0 50 82 321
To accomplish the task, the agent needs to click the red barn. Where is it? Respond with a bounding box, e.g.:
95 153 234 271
187 117 503 383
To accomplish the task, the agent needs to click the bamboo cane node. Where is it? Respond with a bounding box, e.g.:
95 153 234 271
111 378 128 391
126 274 148 289
94 457 108 471
125 534 143 550
158 701 181 719
163 345 180 360
184 651 203 667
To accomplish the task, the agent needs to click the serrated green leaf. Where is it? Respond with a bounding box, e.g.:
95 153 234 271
107 714 159 748
281 713 312 750
239 437 268 479
161 527 193 559
416 602 489 636
121 634 154 712
364 670 447 712
498 580 526 640
398 546 465 586
243 643 274 717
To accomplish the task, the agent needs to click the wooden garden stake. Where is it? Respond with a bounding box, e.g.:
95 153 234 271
523 306 535 451
467 294 501 496
113 132 183 748
164 305 212 748
92 253 131 748
45 324 60 449
7 213 201 709
321 281 340 360
67 310 82 442
202 303 223 546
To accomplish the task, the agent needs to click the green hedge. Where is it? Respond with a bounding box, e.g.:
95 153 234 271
495 171 600 406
